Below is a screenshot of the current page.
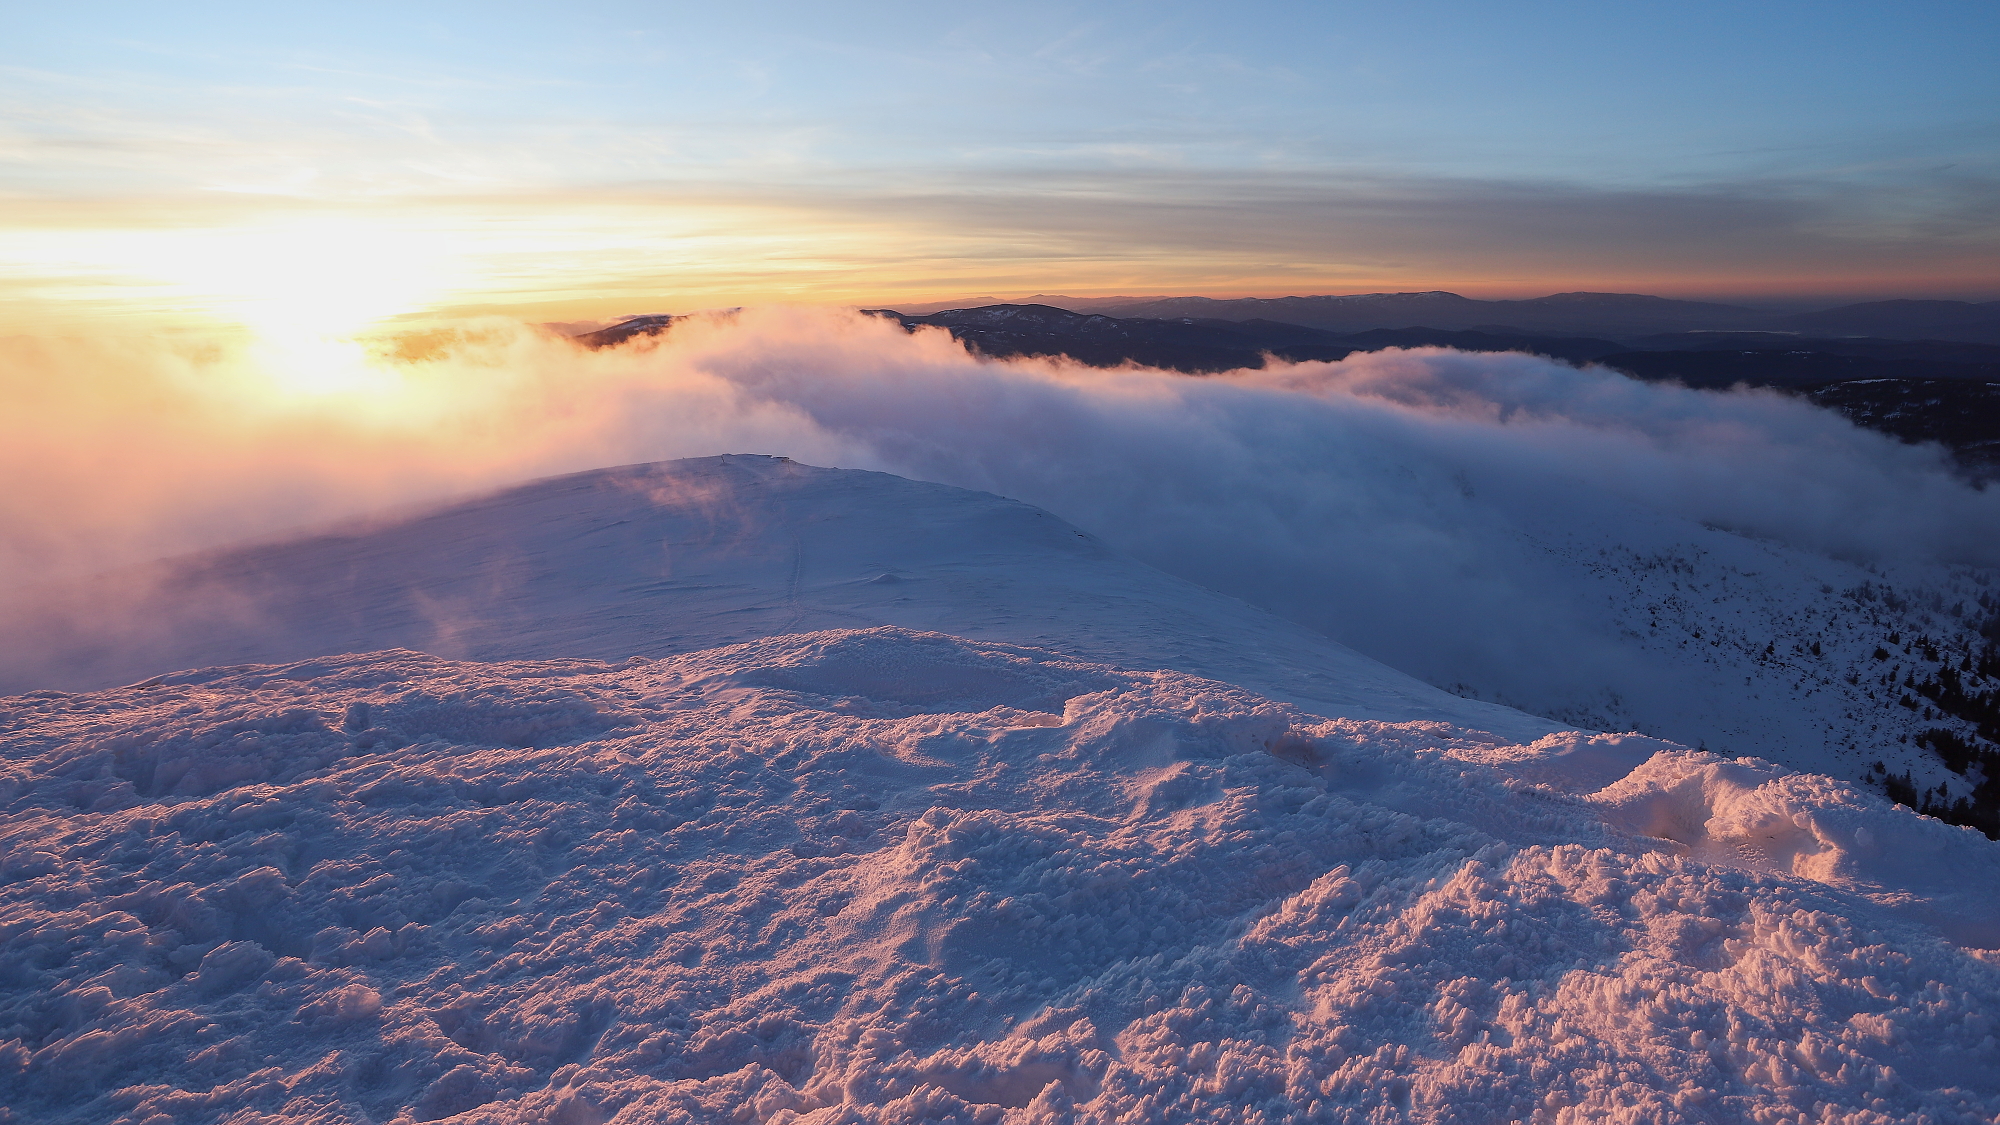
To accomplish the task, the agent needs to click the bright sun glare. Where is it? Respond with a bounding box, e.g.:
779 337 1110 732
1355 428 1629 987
10 215 468 396
167 219 462 395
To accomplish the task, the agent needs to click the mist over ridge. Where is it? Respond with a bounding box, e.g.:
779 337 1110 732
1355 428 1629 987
10 307 2000 1123
9 8 2000 1121
7 305 1999 776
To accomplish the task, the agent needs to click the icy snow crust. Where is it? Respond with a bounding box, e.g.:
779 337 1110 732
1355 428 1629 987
5 629 2000 1124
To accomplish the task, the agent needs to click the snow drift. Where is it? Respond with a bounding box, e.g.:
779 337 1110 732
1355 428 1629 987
3 628 1997 1124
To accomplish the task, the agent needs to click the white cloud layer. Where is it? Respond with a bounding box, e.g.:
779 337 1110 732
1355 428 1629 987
4 307 1995 742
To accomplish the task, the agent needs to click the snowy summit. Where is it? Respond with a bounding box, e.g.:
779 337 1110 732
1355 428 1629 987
3 456 1999 1124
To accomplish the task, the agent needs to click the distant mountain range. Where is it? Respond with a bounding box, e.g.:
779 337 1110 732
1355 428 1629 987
862 305 2000 478
884 291 2000 344
866 302 2000 374
1777 299 2000 343
1100 291 1773 338
864 303 1628 371
572 293 2000 477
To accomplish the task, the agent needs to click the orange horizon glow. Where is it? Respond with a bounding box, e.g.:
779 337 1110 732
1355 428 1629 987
5 194 1997 344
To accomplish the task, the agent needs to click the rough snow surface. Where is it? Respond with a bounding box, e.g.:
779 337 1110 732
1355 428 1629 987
5 629 1998 1124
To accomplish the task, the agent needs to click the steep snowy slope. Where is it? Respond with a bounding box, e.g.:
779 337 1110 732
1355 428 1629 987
1424 503 2000 791
1 455 1552 741
3 630 1997 1124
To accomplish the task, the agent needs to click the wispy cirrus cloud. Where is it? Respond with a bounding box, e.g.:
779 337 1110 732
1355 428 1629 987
3 1 1995 325
5 166 1994 335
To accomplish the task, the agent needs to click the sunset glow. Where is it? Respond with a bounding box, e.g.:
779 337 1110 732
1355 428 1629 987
6 6 2000 1124
2 1 1993 344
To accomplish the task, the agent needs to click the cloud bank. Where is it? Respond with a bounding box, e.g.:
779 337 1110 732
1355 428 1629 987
4 307 1996 726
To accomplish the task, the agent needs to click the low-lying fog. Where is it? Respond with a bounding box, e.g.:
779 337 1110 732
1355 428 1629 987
6 307 1997 726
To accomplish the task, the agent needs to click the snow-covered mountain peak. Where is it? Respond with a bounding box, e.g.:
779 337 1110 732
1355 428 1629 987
6 443 2000 1121
1 455 1554 740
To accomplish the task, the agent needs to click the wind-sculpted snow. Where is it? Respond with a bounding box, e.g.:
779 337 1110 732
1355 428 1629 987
4 629 1997 1124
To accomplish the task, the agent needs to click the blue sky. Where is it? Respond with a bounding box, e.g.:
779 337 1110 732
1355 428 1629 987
3 1 1996 325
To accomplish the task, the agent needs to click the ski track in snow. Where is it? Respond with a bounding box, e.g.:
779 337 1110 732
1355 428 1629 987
4 628 1999 1124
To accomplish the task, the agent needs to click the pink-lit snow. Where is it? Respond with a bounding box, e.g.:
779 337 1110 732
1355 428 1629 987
3 457 1998 1124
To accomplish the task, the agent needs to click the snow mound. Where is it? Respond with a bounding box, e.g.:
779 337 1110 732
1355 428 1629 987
1439 731 1675 793
1591 754 2000 947
4 628 1997 1124
2 455 1553 742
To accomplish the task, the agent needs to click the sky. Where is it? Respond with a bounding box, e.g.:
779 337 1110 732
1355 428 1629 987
3 0 1998 334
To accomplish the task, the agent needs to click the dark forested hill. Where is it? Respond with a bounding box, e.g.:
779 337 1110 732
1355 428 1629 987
863 304 2000 479
1086 291 1771 336
867 304 1626 370
1776 300 2000 345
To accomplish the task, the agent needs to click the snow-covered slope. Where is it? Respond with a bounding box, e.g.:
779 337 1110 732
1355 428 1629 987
3 630 1998 1124
7 453 2000 1123
14 311 2000 799
1 455 1554 741
1428 503 2000 791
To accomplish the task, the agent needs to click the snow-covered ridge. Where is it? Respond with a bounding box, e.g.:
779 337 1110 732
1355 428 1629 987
5 454 1999 1122
3 628 1996 1123
0 455 1553 741
16 443 1996 802
12 310 2000 797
